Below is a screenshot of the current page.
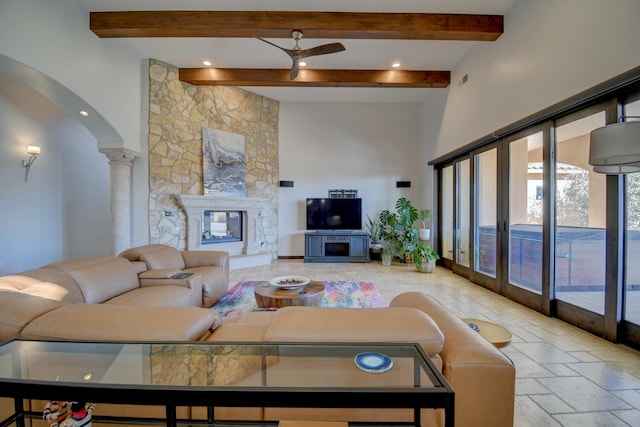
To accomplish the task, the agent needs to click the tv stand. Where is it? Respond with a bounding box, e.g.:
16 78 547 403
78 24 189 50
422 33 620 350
304 231 370 263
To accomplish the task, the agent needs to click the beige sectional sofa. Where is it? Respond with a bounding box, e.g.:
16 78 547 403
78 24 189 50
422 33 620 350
0 245 229 342
0 247 515 427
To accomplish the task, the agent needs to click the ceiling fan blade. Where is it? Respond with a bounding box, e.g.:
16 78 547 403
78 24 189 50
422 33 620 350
257 34 345 80
256 37 296 60
297 43 346 59
290 60 300 80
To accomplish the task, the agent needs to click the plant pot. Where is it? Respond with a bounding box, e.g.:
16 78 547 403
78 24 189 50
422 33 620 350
370 241 382 252
419 228 431 240
416 258 436 273
381 248 394 266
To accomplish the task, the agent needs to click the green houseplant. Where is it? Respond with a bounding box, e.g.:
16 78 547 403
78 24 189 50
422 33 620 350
409 243 440 273
365 215 382 245
379 197 419 264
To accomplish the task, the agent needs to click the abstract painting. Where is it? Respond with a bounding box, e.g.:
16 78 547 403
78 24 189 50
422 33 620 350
202 127 246 197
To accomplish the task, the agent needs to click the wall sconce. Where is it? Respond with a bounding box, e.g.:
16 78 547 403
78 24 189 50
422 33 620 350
22 145 41 182
589 117 640 174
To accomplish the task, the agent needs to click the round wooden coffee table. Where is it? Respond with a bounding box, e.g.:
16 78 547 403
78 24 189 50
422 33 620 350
254 281 325 309
462 318 513 348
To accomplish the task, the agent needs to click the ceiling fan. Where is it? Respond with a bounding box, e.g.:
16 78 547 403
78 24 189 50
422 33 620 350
256 30 346 80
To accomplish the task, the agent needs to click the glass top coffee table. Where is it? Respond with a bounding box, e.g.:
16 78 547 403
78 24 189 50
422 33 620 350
0 339 454 427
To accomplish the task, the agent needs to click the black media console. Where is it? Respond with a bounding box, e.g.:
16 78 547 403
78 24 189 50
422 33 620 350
304 231 371 263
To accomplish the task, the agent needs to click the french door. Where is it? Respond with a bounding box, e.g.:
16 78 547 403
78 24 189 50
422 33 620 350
438 160 470 276
500 124 551 313
436 103 636 342
434 79 640 346
470 146 499 292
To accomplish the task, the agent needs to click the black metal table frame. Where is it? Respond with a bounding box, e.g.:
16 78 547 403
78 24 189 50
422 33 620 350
0 339 454 427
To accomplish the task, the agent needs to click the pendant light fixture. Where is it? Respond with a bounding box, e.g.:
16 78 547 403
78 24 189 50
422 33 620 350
589 117 640 174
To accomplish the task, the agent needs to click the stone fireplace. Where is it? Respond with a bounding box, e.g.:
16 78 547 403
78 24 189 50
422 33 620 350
177 194 271 269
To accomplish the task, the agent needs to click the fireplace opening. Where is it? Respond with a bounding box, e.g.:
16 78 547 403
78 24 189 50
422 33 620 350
202 210 242 244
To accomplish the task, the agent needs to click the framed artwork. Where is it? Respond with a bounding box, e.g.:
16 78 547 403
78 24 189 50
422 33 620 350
202 127 246 197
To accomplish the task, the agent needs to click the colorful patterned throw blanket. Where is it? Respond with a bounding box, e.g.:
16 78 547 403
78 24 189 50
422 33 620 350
212 280 388 318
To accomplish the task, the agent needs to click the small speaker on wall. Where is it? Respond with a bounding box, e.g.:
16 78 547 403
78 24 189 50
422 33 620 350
279 180 294 188
396 181 411 188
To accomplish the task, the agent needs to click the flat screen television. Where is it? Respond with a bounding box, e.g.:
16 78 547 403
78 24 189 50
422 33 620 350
306 198 362 230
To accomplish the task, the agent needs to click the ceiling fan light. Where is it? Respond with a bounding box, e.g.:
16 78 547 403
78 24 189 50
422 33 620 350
392 62 401 68
203 60 212 66
299 61 307 67
589 121 640 174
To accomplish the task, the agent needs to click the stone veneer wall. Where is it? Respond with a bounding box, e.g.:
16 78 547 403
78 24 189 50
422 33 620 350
148 59 279 259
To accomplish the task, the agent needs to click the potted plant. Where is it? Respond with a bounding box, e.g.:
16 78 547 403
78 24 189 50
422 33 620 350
417 209 431 240
409 243 440 273
365 215 383 260
379 197 419 264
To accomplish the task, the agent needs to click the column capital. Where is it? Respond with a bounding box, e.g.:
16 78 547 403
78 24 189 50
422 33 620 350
99 147 139 166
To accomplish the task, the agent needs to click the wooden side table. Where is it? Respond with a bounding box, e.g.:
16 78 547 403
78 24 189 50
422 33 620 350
462 318 513 348
254 281 325 308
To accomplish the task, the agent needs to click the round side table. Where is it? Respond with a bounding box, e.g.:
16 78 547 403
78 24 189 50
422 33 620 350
462 318 513 348
254 281 325 309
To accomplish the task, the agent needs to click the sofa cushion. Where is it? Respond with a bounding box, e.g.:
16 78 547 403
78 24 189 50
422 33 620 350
44 256 140 304
0 290 65 342
14 269 86 303
20 304 221 341
141 249 185 270
104 286 193 307
183 266 227 307
120 244 186 271
264 307 445 357
0 275 72 301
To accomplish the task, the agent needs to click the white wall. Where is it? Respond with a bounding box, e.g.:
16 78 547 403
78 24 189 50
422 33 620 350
278 103 422 256
0 0 142 152
0 76 110 275
431 0 640 159
418 89 449 233
417 0 640 235
0 0 150 252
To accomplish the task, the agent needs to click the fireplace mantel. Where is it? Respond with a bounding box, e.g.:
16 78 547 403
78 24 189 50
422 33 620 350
177 194 271 269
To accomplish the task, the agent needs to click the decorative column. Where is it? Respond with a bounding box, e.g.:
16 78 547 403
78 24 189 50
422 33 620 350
99 148 138 255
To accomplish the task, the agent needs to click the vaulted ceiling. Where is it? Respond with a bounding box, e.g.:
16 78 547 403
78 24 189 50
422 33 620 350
81 0 517 103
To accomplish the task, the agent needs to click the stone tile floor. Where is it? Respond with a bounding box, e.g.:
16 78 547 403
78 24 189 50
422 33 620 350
229 260 640 427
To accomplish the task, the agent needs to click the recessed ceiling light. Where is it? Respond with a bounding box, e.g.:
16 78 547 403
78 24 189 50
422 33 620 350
79 111 89 117
392 62 401 68
203 60 212 66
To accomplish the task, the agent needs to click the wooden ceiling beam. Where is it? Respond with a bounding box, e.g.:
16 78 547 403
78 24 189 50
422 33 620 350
178 68 450 88
91 11 503 41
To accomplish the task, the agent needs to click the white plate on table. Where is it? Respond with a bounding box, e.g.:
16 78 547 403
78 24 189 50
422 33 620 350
269 276 310 289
